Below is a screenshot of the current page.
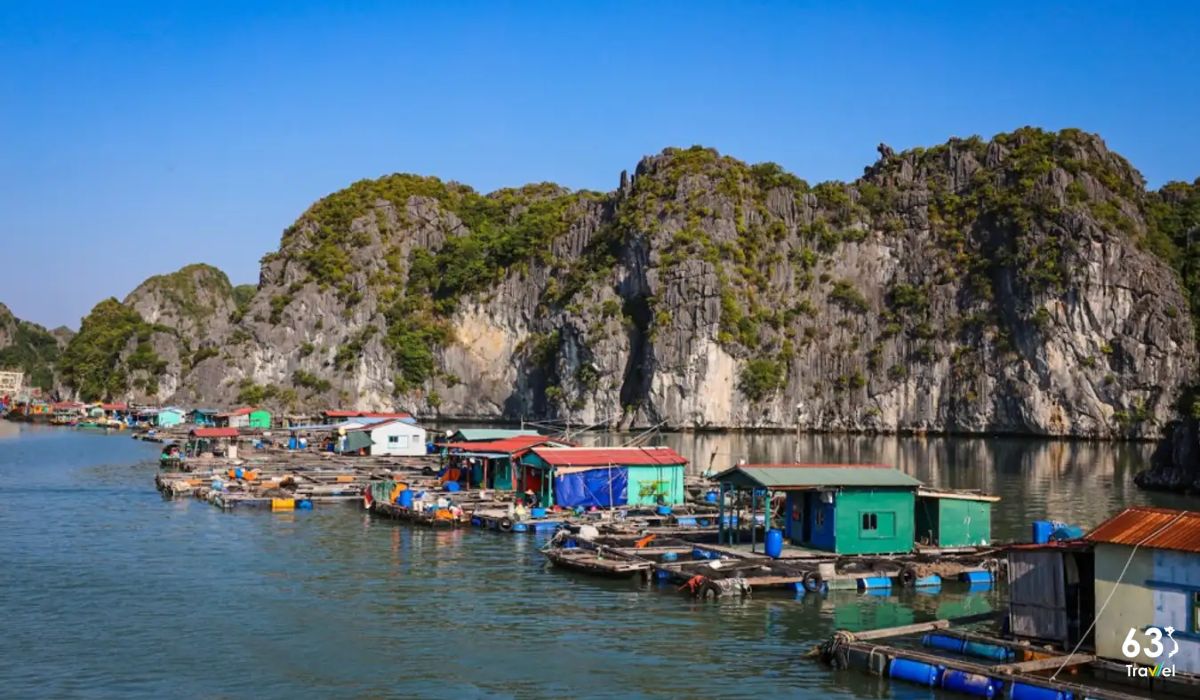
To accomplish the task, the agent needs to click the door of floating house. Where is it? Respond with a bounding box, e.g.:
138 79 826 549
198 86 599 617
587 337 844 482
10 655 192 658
915 490 997 547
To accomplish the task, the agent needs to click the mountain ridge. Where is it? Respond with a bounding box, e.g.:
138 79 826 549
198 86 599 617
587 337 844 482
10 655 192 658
27 127 1200 441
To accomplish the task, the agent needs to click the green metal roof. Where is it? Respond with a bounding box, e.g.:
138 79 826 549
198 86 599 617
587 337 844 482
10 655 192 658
713 465 922 490
450 428 543 441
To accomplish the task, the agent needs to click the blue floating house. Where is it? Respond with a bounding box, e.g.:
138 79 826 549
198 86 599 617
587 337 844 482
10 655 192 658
190 408 219 427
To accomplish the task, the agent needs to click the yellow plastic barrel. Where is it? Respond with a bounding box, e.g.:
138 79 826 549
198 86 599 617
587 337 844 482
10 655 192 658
271 498 295 511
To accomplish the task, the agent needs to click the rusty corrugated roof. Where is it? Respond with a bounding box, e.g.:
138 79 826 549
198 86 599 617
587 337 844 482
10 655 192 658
1085 507 1200 554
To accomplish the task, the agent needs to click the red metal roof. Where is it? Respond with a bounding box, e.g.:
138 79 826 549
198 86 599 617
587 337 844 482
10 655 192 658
343 418 421 432
100 402 128 410
323 410 412 419
737 462 892 469
217 407 254 417
1086 507 1200 554
530 446 688 467
190 427 239 438
444 435 565 455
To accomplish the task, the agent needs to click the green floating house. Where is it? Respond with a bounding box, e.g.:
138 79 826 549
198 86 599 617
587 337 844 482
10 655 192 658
915 489 998 548
714 463 924 555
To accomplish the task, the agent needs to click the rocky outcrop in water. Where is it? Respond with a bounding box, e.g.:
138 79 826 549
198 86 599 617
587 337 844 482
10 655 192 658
1137 419 1200 493
54 129 1200 438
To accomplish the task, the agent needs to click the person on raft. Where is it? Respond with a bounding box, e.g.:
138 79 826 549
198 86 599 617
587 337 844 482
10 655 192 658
523 489 541 507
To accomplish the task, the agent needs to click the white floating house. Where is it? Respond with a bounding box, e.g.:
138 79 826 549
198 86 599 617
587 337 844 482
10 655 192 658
341 419 427 457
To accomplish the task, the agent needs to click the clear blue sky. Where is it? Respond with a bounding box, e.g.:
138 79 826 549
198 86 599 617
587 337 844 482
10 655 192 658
2 2 1198 329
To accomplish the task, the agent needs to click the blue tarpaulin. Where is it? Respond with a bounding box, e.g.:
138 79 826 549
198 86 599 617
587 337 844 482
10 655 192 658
553 467 628 508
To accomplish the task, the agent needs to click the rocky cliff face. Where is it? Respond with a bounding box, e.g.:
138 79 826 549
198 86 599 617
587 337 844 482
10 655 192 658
63 129 1200 438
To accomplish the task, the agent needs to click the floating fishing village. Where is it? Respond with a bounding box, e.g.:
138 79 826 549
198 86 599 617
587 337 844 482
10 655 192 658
3 394 1198 700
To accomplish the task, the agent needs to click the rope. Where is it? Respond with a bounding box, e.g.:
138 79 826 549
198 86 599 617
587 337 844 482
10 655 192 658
1049 510 1190 681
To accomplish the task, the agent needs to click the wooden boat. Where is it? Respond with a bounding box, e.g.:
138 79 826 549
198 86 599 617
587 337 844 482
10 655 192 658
542 543 653 578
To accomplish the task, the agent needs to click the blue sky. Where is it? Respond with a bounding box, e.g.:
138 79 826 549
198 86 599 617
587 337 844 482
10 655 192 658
2 1 1198 328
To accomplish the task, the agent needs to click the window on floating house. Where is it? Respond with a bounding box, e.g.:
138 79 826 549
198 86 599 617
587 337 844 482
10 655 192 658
861 511 897 538
1194 592 1200 634
388 436 399 444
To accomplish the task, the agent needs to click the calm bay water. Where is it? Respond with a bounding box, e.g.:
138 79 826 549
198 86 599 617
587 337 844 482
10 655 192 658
0 424 1191 699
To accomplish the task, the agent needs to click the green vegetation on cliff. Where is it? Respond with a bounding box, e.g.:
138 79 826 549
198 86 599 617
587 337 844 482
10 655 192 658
59 299 166 401
0 309 61 391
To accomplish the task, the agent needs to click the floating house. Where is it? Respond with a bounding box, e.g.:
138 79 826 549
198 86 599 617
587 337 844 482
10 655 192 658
713 463 925 555
519 446 689 509
215 407 271 429
915 488 999 547
1086 506 1200 674
442 435 571 489
187 427 240 458
339 419 426 457
155 407 185 428
321 409 415 424
1005 540 1095 650
448 428 544 443
189 408 218 427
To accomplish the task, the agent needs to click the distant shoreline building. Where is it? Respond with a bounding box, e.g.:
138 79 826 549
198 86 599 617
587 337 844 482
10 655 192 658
0 370 23 397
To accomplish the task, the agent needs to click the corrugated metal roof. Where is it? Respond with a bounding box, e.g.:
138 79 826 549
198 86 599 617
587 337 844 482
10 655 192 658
217 407 254 417
712 464 921 490
1085 507 1200 554
323 410 412 419
451 428 544 441
443 435 568 455
190 427 239 438
530 446 688 467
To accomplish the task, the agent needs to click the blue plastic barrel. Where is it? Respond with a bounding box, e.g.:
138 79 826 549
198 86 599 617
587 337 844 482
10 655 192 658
692 548 711 560
942 670 1001 698
963 640 1015 662
915 574 942 588
397 490 414 508
961 570 993 584
676 517 697 527
288 437 297 450
530 507 547 518
889 659 943 687
705 491 719 503
470 516 481 527
922 633 966 654
656 505 672 516
297 499 313 510
858 577 893 590
1010 682 1071 700
1032 520 1054 544
235 468 244 479
698 518 711 527
564 539 578 549
662 551 678 562
513 522 528 533
765 528 784 558
444 481 461 492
